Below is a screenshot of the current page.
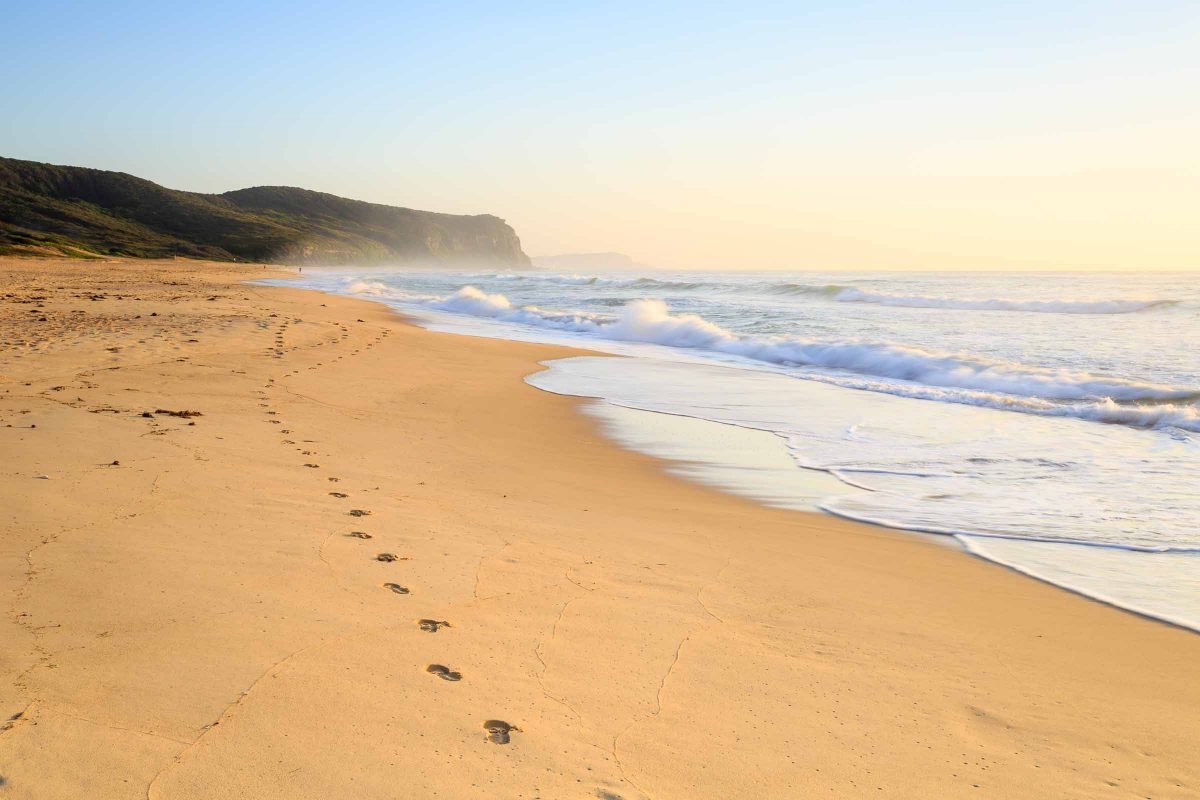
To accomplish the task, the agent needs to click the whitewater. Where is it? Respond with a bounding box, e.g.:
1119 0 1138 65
278 268 1200 631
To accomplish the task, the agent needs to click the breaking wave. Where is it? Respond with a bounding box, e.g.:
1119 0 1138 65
468 273 705 290
421 288 1200 431
462 275 1178 315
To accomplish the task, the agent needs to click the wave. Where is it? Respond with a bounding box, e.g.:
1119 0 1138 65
829 287 1177 314
793 373 1200 431
346 280 441 302
761 282 845 297
346 280 389 295
759 282 1177 313
431 285 608 332
481 273 606 286
415 287 1200 431
384 273 1180 317
819 498 1200 554
468 273 710 291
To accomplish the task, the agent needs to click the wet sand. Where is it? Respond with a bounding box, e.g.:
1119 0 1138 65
1 257 1197 799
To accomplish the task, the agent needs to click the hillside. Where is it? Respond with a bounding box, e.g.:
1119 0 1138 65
0 156 529 266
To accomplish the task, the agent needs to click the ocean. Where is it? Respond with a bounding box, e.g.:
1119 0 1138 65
279 268 1200 631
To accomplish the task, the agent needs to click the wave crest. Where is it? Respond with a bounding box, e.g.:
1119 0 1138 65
830 287 1176 314
415 289 1199 430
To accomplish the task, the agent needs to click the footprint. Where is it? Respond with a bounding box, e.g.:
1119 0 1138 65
329 491 348 498
349 509 371 517
483 720 520 744
426 664 462 681
383 582 410 594
303 463 320 468
417 619 450 633
346 531 372 539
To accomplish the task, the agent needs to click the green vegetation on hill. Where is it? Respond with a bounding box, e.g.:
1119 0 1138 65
0 156 529 266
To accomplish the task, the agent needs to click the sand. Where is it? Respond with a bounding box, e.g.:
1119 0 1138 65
1 257 1196 799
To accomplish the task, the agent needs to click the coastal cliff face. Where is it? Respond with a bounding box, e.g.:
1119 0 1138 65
0 156 530 266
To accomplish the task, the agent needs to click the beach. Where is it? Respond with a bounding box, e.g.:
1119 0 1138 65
1 257 1197 799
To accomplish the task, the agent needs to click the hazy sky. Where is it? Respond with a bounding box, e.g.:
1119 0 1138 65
3 1 1198 270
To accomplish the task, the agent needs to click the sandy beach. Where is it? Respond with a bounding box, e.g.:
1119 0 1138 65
1 257 1197 799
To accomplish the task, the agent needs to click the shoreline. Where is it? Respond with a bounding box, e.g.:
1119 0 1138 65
527 373 963 547
2 258 1197 799
311 272 1200 634
241 288 1200 641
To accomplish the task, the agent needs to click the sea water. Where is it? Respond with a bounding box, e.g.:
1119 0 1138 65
278 269 1200 631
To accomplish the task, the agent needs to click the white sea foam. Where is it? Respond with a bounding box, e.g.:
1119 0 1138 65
346 279 390 295
346 280 440 302
411 290 1200 431
525 355 1200 631
471 273 713 291
451 274 1179 315
431 286 606 331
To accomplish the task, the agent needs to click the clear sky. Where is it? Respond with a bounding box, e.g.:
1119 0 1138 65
3 1 1198 269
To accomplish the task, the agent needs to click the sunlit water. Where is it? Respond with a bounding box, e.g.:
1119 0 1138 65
277 268 1200 631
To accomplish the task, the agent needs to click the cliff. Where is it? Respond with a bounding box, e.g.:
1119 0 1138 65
0 156 529 266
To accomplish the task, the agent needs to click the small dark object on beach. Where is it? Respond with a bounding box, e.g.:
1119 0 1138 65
155 409 202 418
418 619 450 633
141 412 153 418
383 582 410 594
483 720 519 744
426 664 462 681
376 553 398 562
329 491 348 498
349 509 371 517
347 531 372 539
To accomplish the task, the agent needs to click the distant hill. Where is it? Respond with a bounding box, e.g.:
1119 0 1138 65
0 156 529 266
532 252 643 270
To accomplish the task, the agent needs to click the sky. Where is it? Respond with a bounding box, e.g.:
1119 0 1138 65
2 1 1198 270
